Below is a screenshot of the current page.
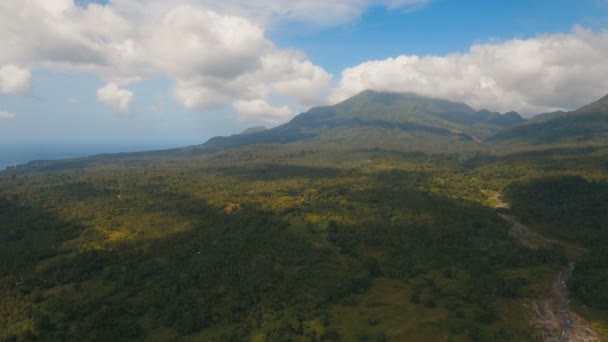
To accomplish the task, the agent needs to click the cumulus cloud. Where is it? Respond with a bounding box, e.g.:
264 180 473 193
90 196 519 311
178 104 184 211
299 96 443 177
260 51 333 107
0 0 342 122
0 110 16 120
174 79 229 110
97 83 134 115
0 65 31 95
331 27 608 115
2 1 606 123
233 99 293 124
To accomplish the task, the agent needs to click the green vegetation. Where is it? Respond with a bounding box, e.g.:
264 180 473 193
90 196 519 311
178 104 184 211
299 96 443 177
206 90 523 150
487 94 608 147
505 176 608 311
1 91 607 340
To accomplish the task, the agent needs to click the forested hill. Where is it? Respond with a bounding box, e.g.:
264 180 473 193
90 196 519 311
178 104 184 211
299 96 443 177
204 90 523 150
487 94 608 146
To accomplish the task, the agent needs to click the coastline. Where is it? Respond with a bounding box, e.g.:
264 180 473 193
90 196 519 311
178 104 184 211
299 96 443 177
0 142 191 173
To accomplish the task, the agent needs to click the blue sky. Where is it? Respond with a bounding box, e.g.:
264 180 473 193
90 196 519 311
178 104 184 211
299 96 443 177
0 0 607 146
273 0 608 70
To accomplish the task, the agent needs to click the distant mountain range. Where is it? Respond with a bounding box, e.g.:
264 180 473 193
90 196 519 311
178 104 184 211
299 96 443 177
488 94 608 146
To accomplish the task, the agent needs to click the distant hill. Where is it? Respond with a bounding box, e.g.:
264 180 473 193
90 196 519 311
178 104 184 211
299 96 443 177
205 90 523 152
487 95 608 146
527 110 566 123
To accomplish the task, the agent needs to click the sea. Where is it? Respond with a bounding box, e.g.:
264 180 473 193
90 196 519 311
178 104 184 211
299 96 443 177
0 142 189 171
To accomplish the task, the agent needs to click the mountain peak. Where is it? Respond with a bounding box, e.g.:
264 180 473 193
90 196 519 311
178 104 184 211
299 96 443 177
349 89 459 103
241 126 267 135
205 91 527 150
351 89 417 99
337 90 477 116
338 90 420 106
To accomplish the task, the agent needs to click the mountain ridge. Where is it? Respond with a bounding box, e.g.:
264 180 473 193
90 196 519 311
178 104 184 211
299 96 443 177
205 90 524 150
487 94 608 145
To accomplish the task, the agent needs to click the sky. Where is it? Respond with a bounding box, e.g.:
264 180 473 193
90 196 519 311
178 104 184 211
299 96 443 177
0 0 607 146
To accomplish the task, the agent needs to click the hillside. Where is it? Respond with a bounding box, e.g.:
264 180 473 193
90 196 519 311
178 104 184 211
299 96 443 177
487 95 608 147
206 91 523 152
241 126 268 135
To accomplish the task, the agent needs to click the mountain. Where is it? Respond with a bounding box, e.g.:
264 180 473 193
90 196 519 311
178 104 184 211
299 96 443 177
487 110 525 126
206 90 523 151
527 110 566 123
487 94 608 146
241 126 267 135
577 94 608 114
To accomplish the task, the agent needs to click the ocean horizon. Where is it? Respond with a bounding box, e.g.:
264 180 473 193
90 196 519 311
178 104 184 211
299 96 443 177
0 142 194 171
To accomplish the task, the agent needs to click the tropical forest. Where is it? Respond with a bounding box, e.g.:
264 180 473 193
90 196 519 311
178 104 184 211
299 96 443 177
1 90 608 341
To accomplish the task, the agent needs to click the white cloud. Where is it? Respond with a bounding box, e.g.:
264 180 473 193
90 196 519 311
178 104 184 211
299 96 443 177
0 0 340 122
174 79 228 110
97 83 134 115
143 6 268 79
233 99 293 124
2 1 606 123
0 65 31 95
331 27 608 115
106 0 430 27
0 110 15 120
260 50 332 107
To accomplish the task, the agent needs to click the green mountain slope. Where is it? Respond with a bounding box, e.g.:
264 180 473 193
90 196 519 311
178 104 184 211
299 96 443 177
487 95 608 146
206 90 523 151
241 126 267 135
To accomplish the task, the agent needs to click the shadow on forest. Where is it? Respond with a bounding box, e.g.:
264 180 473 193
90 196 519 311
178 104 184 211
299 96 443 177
0 198 83 278
1 192 371 340
1 177 569 341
